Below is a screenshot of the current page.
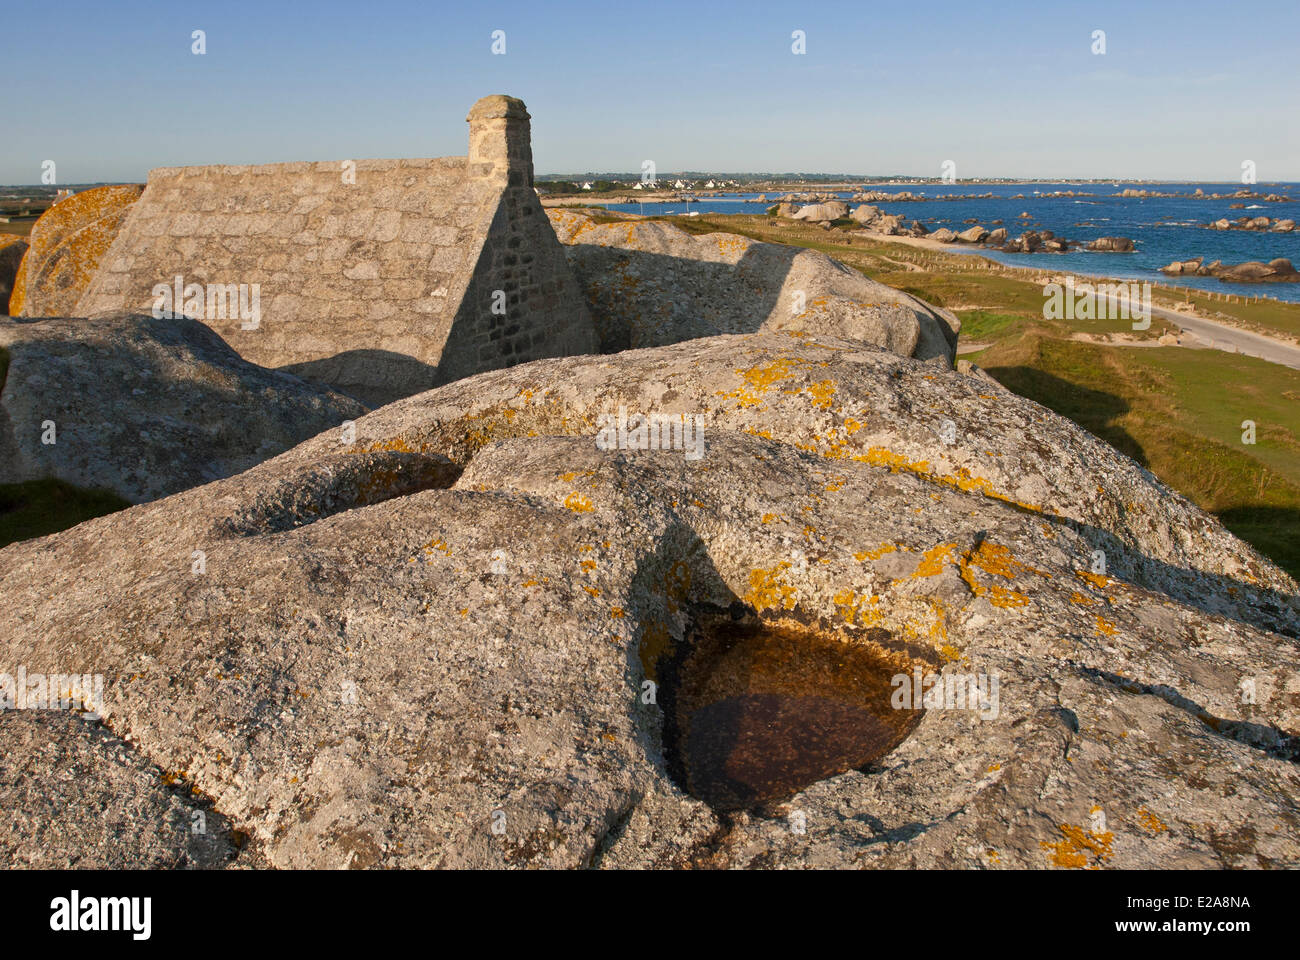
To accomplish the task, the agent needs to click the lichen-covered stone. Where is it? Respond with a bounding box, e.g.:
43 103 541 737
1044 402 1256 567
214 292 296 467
0 312 366 502
1 333 1294 869
547 209 959 364
10 185 143 317
0 236 28 315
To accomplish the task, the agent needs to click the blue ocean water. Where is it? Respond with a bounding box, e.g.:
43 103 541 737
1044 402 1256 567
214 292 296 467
602 183 1300 303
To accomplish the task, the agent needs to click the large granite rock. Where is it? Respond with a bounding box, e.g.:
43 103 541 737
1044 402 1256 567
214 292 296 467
547 209 959 364
790 201 849 223
0 312 366 502
1 333 1295 869
9 185 143 317
0 237 27 315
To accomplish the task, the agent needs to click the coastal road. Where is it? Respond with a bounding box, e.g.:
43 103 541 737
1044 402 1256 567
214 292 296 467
1148 304 1300 371
1087 288 1300 371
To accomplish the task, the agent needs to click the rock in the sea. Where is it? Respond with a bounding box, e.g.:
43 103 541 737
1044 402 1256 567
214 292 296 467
850 204 880 224
956 226 988 243
985 227 1008 244
1085 237 1135 252
0 312 366 502
1272 219 1295 233
1 333 1295 869
791 202 849 223
929 228 957 243
0 236 27 315
8 185 143 317
1216 259 1300 283
547 209 958 363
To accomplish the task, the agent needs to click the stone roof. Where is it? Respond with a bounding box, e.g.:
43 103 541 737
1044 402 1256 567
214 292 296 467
76 96 595 406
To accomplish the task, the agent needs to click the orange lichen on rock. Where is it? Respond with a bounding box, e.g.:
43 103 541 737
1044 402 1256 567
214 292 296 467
1136 807 1169 834
745 563 798 611
11 184 144 316
1040 822 1115 869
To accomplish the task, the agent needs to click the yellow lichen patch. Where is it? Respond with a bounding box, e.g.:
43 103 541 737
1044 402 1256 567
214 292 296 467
1040 823 1115 869
987 763 1001 772
987 585 1029 608
713 233 748 256
716 357 804 409
845 446 1046 514
610 607 625 619
1094 614 1117 637
416 537 452 561
1069 591 1094 606
745 563 798 612
564 492 594 513
583 585 601 598
823 477 845 492
1075 570 1112 590
912 542 957 578
579 559 597 571
1135 807 1168 834
743 426 774 439
804 379 837 409
761 512 782 524
832 588 881 626
843 417 863 434
854 543 897 562
13 183 144 316
559 469 594 483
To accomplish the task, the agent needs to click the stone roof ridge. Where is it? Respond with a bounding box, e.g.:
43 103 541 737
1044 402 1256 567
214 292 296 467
145 156 470 180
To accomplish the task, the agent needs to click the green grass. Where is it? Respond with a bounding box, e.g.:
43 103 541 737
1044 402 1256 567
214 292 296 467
0 479 131 548
978 333 1300 579
953 309 1024 342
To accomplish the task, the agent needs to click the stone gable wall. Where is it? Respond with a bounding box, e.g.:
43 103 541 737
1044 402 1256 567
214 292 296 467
76 96 596 406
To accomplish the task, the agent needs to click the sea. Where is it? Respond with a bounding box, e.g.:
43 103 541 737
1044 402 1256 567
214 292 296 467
601 182 1300 303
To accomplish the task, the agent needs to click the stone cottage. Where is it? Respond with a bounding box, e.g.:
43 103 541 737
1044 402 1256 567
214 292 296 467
75 95 597 405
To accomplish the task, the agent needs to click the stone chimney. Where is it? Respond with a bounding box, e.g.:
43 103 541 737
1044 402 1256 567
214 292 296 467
467 95 532 188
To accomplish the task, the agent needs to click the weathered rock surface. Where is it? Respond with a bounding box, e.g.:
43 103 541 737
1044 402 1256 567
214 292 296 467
790 201 848 223
0 711 241 868
547 209 959 363
0 312 366 502
0 237 27 315
1085 236 1135 252
1 333 1296 869
9 185 143 317
1160 256 1300 283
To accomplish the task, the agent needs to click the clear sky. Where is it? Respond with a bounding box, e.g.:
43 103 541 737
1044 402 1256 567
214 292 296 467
4 0 1298 184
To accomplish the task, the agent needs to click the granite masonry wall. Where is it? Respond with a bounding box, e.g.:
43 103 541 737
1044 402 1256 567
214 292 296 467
76 96 596 406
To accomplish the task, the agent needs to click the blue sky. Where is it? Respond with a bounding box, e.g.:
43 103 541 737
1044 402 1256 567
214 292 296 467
4 0 1298 183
